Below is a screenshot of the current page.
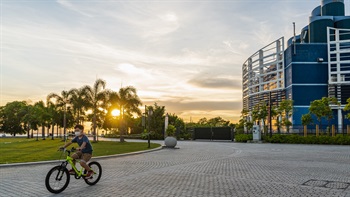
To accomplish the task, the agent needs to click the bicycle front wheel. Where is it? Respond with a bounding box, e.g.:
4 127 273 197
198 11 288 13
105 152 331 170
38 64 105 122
84 161 102 185
45 166 70 194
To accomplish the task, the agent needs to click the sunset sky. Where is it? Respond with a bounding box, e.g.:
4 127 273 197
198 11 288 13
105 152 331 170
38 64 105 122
2 0 348 123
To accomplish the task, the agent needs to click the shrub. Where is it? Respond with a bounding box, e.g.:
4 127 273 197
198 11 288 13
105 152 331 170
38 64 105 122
235 134 253 142
166 125 176 136
303 136 318 144
262 134 350 145
333 135 350 145
264 135 285 143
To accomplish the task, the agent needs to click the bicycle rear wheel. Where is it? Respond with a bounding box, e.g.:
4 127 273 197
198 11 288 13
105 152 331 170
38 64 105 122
84 161 102 185
45 166 70 193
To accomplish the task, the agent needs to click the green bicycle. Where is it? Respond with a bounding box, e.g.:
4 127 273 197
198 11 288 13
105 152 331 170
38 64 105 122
45 147 102 194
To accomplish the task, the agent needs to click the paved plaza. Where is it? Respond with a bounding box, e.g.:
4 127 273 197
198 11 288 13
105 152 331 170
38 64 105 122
0 140 350 197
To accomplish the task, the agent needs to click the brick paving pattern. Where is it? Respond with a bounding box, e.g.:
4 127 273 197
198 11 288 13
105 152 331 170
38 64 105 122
0 140 350 197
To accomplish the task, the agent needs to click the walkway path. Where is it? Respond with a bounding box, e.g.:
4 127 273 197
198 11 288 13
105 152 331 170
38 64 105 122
0 140 350 196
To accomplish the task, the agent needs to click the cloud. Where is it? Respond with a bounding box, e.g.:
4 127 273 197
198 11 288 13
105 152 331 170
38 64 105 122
165 100 241 111
253 21 275 46
56 0 95 17
1 0 324 123
188 77 240 89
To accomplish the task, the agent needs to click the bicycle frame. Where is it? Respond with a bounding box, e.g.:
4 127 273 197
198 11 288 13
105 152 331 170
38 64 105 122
60 149 88 178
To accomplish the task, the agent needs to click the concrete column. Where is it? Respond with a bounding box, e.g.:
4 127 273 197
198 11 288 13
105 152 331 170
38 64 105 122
338 108 342 133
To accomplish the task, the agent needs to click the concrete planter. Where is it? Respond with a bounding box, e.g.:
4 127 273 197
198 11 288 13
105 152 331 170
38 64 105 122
164 136 177 148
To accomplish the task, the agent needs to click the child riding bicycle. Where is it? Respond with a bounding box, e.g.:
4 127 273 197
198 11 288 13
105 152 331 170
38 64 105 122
60 124 94 179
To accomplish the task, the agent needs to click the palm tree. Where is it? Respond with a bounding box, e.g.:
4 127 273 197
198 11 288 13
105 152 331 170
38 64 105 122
46 101 57 140
51 105 62 138
33 101 50 140
81 79 109 142
22 103 33 139
22 104 33 138
109 86 142 142
117 86 142 116
70 88 88 124
47 89 75 141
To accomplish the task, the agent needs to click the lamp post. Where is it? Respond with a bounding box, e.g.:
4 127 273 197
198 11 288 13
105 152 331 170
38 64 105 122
51 126 54 140
147 106 153 148
164 113 169 139
63 105 67 142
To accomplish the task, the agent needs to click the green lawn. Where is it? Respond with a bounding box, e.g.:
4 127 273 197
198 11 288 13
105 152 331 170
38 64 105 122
0 138 161 164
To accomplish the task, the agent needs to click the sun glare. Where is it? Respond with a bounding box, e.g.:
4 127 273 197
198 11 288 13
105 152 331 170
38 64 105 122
111 109 120 117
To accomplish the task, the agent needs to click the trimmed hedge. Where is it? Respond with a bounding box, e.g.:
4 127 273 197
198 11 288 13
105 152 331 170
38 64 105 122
104 134 142 139
234 134 350 145
235 134 253 142
262 134 350 145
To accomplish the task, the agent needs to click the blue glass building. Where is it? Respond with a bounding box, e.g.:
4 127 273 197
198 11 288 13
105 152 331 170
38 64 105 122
242 0 350 133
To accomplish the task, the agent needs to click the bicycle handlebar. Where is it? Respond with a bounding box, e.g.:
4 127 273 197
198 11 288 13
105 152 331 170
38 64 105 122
58 147 76 152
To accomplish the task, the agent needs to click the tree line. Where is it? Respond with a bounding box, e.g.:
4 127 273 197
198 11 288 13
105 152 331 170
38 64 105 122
236 97 350 134
0 79 233 140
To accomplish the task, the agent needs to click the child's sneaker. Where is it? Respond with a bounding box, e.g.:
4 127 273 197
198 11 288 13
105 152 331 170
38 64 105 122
69 169 75 175
84 170 93 179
